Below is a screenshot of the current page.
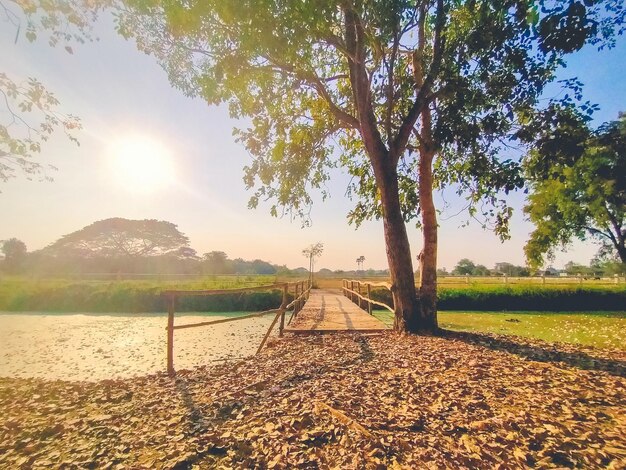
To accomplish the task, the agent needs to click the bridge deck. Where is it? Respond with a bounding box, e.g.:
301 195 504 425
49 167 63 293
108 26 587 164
284 289 389 334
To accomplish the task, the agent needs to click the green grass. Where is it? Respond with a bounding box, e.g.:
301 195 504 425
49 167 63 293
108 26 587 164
368 284 626 311
0 276 284 313
373 310 626 350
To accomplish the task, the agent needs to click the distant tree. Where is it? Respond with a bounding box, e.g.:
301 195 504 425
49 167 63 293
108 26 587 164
493 262 529 277
525 113 626 268
202 251 229 274
302 243 324 284
1 238 27 273
452 259 477 276
43 218 191 258
169 246 198 260
563 261 592 276
356 255 365 271
436 267 448 276
250 259 277 275
473 265 491 277
317 268 334 277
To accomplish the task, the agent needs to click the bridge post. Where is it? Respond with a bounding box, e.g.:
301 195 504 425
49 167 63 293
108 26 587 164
295 282 300 315
357 282 363 309
367 283 372 315
279 284 288 337
166 295 175 376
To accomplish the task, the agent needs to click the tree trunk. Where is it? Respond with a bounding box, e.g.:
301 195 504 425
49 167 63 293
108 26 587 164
417 106 439 332
375 162 422 332
616 243 626 264
417 145 439 332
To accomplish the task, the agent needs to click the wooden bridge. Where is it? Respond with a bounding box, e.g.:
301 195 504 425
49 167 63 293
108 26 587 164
162 280 393 374
284 287 390 334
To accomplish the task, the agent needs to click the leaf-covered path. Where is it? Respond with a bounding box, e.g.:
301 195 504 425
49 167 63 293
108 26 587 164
1 332 625 468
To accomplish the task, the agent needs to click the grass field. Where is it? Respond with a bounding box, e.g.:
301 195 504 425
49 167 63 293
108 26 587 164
0 276 284 312
1 275 625 314
373 310 626 349
315 275 626 289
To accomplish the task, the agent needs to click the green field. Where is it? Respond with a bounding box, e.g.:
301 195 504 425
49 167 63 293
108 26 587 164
0 276 285 313
316 275 625 289
373 310 626 349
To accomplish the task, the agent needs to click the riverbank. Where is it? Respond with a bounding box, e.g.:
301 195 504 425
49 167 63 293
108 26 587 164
0 313 275 381
1 332 624 468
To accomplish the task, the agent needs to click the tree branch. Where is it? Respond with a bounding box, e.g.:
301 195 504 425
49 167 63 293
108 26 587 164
343 2 388 159
390 0 445 164
263 55 359 129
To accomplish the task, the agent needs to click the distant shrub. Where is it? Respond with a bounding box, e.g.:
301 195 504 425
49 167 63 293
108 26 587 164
369 285 626 311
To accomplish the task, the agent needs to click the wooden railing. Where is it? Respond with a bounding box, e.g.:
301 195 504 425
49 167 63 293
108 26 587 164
162 280 311 375
285 280 312 325
341 279 395 314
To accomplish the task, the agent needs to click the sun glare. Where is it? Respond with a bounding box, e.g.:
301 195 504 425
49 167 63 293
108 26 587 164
107 135 176 193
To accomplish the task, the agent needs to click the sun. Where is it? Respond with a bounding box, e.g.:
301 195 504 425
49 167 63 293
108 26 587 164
107 135 176 193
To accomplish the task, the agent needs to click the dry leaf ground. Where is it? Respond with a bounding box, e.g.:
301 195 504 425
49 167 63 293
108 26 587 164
1 331 625 469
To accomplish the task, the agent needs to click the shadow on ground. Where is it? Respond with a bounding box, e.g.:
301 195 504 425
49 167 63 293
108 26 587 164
443 329 626 378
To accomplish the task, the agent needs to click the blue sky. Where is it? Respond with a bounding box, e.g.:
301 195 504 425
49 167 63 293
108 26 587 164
1 12 624 271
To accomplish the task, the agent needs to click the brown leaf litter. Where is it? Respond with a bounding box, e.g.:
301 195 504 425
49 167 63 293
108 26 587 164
1 331 625 469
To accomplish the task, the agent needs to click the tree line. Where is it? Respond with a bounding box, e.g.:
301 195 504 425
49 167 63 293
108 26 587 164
0 218 289 276
442 258 625 278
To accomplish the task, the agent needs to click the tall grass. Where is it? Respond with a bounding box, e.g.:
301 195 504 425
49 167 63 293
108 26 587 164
370 284 626 311
0 277 283 313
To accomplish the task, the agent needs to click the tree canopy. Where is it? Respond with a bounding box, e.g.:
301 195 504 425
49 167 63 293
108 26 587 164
525 112 626 267
10 0 626 332
43 218 192 258
104 0 625 332
0 0 87 186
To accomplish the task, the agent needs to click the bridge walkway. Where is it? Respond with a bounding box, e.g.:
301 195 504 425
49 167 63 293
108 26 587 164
284 289 389 334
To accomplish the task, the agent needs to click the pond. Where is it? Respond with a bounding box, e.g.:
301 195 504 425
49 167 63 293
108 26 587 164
0 312 276 381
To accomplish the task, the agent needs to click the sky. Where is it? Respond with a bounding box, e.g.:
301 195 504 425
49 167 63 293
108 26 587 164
1 10 625 271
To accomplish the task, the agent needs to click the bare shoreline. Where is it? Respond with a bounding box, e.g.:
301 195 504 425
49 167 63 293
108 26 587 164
0 313 276 381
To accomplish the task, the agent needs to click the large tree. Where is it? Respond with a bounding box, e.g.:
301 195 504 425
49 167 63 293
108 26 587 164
14 0 625 331
525 112 626 267
106 0 623 332
43 218 191 258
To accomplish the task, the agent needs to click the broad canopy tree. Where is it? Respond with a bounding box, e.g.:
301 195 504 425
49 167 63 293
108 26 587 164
105 0 624 333
43 218 192 259
525 112 626 267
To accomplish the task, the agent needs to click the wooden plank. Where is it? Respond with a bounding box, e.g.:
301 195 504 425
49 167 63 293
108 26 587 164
172 309 281 330
256 309 284 354
286 328 388 335
162 283 284 297
343 287 394 313
284 289 389 334
167 297 175 376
